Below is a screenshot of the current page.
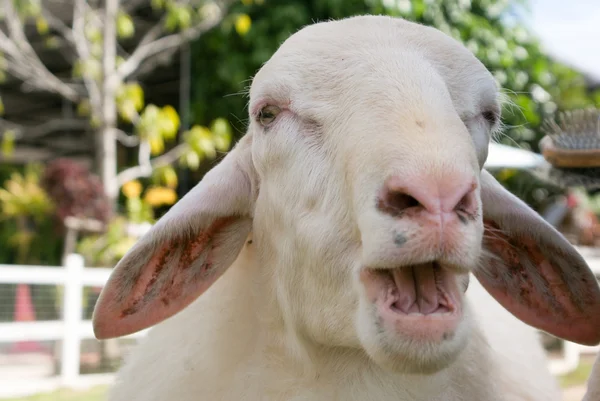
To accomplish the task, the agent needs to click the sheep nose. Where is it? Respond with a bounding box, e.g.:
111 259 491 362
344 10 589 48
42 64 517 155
377 173 478 220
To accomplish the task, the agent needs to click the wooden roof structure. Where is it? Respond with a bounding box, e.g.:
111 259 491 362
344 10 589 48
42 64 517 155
0 0 187 166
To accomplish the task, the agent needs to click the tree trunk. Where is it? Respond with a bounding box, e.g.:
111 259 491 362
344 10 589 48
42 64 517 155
97 0 123 366
98 0 120 206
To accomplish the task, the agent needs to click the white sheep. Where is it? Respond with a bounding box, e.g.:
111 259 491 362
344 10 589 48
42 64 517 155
92 15 600 401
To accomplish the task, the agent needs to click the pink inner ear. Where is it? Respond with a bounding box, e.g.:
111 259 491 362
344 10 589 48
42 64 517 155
474 219 600 346
93 217 238 339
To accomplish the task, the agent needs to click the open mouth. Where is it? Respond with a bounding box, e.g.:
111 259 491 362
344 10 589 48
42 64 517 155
375 262 458 315
361 262 463 341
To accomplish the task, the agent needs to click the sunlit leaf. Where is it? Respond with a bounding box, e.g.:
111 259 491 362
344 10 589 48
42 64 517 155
85 25 103 44
158 105 180 140
165 4 192 31
181 149 201 170
213 135 231 152
149 136 165 155
153 165 179 188
151 0 166 10
137 104 161 140
117 12 135 39
176 7 192 29
144 186 178 207
117 83 145 122
2 129 15 156
235 14 252 36
77 99 91 117
122 180 142 199
36 16 49 35
44 36 60 49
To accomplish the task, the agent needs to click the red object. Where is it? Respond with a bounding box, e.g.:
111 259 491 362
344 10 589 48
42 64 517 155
566 193 579 208
8 284 45 353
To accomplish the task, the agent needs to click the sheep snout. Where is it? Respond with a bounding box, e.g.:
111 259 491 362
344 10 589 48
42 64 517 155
377 173 479 222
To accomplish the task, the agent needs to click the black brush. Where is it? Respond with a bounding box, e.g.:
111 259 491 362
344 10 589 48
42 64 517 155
535 107 600 191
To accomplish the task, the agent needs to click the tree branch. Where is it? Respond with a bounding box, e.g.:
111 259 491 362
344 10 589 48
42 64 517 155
72 0 102 113
117 3 228 80
115 129 140 147
116 143 187 186
41 8 76 46
0 0 81 102
0 118 89 140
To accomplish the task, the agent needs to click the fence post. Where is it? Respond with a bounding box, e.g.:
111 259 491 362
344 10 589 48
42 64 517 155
61 253 84 387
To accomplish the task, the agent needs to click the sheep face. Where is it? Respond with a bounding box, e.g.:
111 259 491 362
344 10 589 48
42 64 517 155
93 15 600 378
247 16 497 373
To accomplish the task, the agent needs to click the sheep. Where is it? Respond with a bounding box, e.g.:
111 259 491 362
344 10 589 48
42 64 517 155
92 15 600 401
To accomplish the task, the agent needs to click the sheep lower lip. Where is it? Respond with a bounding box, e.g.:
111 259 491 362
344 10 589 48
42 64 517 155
360 263 463 341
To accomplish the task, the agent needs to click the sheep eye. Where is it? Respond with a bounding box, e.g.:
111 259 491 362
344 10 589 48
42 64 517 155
258 105 281 127
481 110 498 126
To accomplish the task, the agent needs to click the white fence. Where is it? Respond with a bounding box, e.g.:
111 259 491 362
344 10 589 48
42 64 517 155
0 254 148 397
0 250 599 396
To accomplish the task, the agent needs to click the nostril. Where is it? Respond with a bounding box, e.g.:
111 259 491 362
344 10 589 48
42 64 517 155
378 189 423 217
453 184 477 219
391 192 421 210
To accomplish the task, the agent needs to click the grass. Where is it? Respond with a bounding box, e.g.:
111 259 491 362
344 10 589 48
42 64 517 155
1 386 107 401
559 358 595 388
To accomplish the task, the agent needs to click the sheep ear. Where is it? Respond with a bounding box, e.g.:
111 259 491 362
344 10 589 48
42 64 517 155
474 169 600 346
92 135 257 339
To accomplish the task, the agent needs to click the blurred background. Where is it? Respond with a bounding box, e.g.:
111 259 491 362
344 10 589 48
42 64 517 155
0 0 599 400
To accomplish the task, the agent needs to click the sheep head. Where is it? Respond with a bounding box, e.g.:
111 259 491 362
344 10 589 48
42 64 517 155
93 15 600 375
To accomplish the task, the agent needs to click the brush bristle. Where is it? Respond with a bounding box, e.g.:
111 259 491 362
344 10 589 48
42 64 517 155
541 107 600 150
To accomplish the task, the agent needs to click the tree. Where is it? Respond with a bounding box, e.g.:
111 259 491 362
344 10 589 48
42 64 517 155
0 0 238 205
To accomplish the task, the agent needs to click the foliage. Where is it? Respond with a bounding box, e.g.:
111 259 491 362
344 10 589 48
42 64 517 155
77 217 140 267
41 159 111 227
0 164 54 222
77 179 178 266
0 164 61 266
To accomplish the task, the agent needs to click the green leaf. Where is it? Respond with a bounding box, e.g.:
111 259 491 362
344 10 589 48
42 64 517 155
2 129 15 156
85 25 103 44
73 59 102 80
116 83 145 122
44 35 60 49
158 105 180 140
117 12 135 39
165 5 192 31
137 104 160 141
235 14 252 36
152 166 179 188
36 17 49 35
151 0 166 10
77 99 91 117
183 149 201 170
210 117 231 137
